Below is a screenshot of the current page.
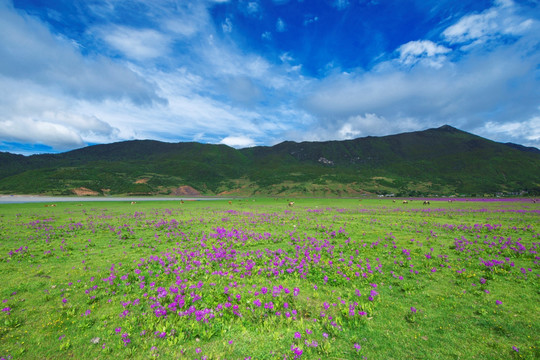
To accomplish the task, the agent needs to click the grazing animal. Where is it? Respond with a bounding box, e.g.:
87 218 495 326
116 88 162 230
288 201 294 207
228 201 232 205
130 201 136 205
402 200 408 204
423 201 430 205
392 200 396 203
181 200 184 204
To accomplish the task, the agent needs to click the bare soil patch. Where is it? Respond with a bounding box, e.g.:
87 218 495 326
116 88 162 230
71 187 99 196
170 186 201 196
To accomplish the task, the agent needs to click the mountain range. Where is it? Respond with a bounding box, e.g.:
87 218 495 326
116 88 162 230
1 125 539 197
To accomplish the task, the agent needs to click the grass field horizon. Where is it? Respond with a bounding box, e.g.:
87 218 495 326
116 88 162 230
0 198 538 359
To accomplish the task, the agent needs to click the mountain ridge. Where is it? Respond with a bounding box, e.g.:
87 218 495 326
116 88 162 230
1 125 539 197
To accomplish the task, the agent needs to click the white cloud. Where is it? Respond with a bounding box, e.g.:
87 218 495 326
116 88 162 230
299 113 422 143
478 117 540 148
0 76 120 150
337 123 361 139
303 43 539 137
161 3 212 37
276 18 286 32
0 1 164 105
333 0 350 10
300 0 540 147
0 118 85 150
1 0 310 153
223 75 263 105
43 112 116 136
303 15 319 26
340 114 421 139
99 26 171 60
443 0 535 47
3 0 539 155
398 40 450 68
222 18 233 33
220 135 256 148
241 1 261 17
279 52 294 63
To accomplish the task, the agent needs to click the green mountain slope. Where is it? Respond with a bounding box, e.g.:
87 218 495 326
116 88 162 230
1 125 539 196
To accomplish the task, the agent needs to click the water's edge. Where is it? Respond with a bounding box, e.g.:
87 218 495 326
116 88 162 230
0 195 230 204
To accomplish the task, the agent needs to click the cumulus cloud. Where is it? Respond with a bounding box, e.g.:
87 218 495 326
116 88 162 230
300 0 540 147
478 117 540 148
1 0 300 151
443 0 534 48
0 1 165 105
337 114 421 139
220 135 256 148
0 76 120 150
2 0 539 155
293 113 422 143
398 40 450 68
0 0 168 151
98 26 171 60
78 0 308 150
0 118 85 150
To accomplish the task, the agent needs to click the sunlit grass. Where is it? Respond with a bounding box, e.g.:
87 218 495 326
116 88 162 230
0 198 538 359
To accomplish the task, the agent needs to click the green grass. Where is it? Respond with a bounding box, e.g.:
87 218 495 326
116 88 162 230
0 198 538 359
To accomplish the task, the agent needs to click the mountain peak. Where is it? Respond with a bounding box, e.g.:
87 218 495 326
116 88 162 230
436 124 460 132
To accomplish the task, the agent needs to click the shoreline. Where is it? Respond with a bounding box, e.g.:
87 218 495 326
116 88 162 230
0 195 230 204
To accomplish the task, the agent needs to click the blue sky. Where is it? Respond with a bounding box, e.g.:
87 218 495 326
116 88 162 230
0 0 539 154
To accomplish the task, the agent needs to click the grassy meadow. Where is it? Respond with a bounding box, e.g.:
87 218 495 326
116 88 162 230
0 198 538 359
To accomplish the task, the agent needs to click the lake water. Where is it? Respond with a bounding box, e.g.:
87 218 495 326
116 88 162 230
0 195 229 204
